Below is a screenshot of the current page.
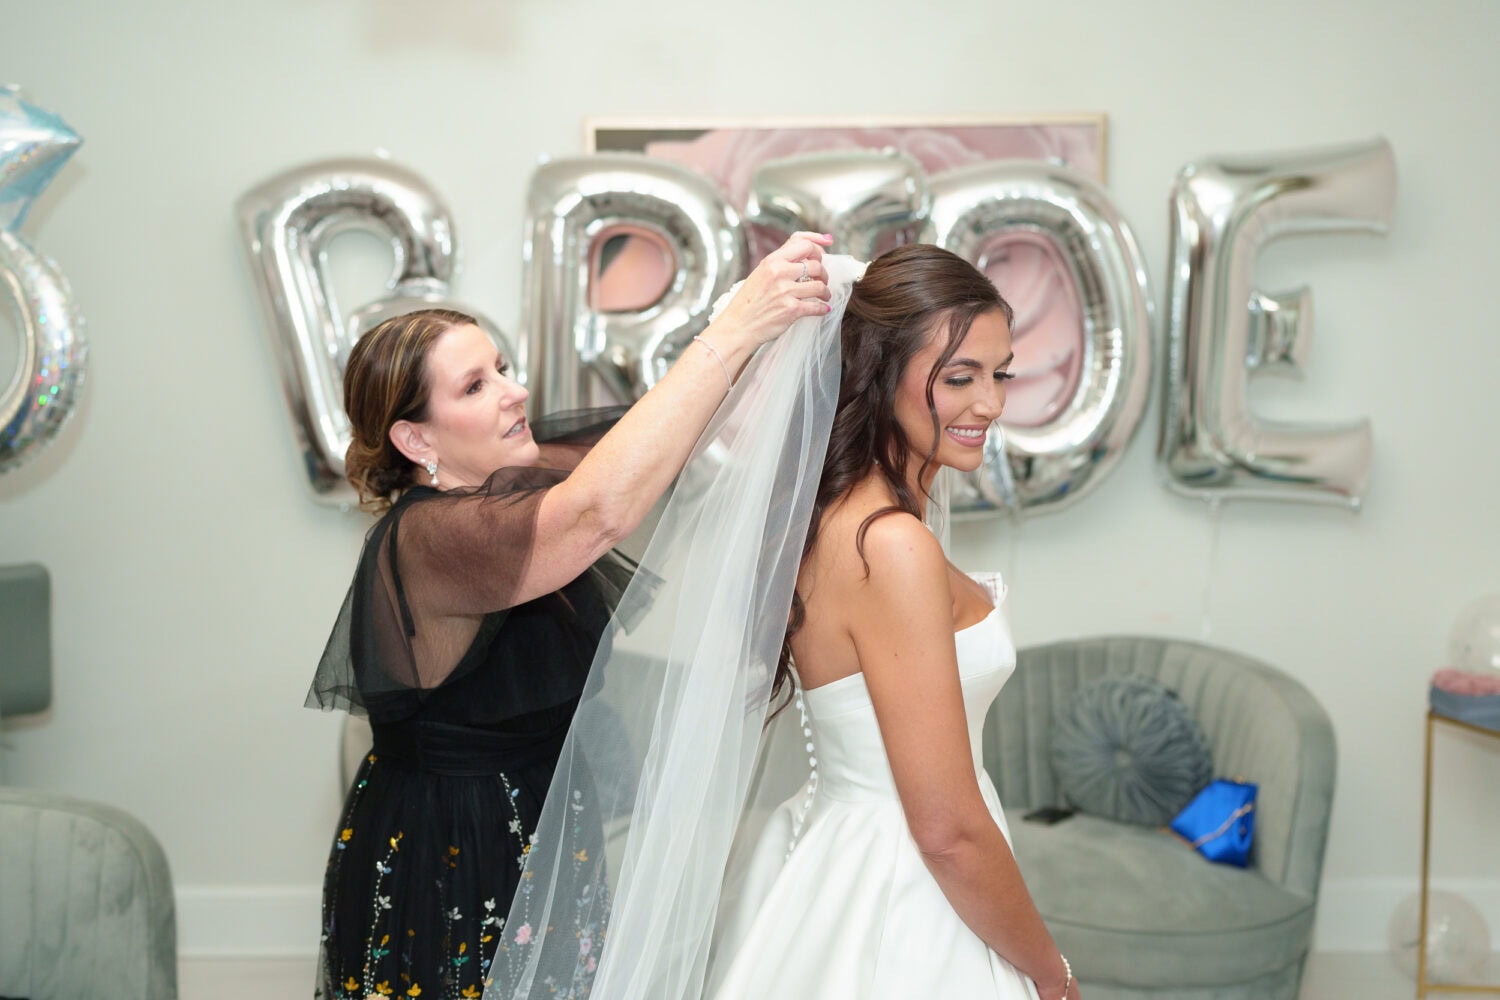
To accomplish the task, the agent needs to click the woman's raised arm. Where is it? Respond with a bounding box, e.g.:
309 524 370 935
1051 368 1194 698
416 232 834 616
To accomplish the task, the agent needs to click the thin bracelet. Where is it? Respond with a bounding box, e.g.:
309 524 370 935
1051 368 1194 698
1058 954 1073 995
692 335 733 391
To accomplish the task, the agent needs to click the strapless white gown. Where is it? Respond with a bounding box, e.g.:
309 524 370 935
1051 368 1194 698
705 573 1040 999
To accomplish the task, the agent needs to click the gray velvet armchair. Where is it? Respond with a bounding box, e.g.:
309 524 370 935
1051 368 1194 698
0 787 178 1000
984 636 1337 1000
1 565 178 998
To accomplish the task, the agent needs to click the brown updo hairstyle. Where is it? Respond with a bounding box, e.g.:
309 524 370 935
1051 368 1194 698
773 244 1014 710
342 308 478 513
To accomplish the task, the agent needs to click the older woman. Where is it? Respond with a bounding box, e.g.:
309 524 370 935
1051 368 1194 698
307 233 832 1000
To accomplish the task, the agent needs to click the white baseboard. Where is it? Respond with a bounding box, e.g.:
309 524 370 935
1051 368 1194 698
174 878 1500 958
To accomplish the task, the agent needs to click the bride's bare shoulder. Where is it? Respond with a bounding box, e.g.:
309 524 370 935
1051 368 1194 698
858 513 946 586
813 492 943 589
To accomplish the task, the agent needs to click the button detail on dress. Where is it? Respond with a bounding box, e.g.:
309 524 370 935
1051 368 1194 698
786 689 820 860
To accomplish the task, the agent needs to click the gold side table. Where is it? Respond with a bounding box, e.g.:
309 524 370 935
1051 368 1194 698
1418 710 1500 997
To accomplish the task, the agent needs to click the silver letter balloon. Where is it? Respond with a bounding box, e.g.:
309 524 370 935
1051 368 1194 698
521 154 747 414
745 148 930 261
0 88 87 476
1159 138 1396 508
237 158 510 506
923 160 1154 515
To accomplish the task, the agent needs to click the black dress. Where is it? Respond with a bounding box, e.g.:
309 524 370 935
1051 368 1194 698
308 413 629 1000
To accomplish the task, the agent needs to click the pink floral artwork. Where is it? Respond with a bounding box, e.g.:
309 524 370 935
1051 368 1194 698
590 119 1105 428
634 124 1101 210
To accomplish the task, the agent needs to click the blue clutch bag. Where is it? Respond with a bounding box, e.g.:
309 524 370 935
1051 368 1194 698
1169 778 1257 867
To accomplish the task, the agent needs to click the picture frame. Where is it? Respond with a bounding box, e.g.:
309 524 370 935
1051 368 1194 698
584 113 1108 191
581 114 1109 429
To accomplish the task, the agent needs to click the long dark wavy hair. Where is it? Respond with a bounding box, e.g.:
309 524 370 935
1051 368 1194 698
772 244 1014 713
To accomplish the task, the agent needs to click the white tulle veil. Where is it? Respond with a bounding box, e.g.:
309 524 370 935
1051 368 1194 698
483 256 867 1000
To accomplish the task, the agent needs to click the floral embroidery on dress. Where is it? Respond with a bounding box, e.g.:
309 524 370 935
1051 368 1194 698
484 788 608 999
322 748 609 999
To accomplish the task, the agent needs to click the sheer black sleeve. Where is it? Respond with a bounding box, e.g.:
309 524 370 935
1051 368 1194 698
305 408 636 716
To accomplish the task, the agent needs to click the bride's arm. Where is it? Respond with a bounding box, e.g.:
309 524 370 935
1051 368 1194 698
852 514 1078 1000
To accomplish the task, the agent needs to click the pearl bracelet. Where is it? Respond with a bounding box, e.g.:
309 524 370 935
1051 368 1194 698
1059 953 1073 995
692 335 732 391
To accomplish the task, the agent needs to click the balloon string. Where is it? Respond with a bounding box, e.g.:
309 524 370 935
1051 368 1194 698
1200 498 1223 639
1004 517 1021 620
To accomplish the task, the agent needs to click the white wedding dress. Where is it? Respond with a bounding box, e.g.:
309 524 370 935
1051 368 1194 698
706 572 1041 999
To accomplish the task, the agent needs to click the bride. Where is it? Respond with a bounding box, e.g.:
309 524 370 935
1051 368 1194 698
485 245 1078 1000
705 243 1076 999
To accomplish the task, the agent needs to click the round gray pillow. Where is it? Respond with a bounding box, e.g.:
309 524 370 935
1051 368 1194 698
1050 676 1212 826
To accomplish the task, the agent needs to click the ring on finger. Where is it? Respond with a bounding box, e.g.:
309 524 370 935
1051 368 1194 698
796 260 809 282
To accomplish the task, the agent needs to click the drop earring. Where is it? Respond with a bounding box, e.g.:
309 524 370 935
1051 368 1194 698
425 459 438 486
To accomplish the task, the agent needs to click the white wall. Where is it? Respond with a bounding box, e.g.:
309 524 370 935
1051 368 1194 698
2 0 1496 956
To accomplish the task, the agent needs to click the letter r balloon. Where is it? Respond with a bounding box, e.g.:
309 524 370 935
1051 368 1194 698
521 155 747 414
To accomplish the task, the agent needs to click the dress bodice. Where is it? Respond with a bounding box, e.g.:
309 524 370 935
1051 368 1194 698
799 573 1016 802
707 573 1038 998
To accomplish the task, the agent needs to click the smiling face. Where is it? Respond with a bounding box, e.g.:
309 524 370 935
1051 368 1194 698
390 323 537 488
892 309 1014 485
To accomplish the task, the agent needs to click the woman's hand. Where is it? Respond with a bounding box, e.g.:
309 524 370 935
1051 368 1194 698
707 231 834 351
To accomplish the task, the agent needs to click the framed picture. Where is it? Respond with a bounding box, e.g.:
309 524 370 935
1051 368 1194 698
582 114 1108 428
586 113 1106 183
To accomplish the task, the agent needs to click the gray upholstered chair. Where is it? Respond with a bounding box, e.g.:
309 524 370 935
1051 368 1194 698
0 563 51 721
984 636 1337 1000
0 787 178 999
0 563 52 783
1 566 178 997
